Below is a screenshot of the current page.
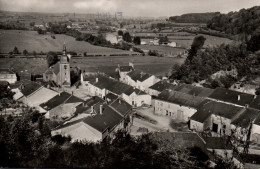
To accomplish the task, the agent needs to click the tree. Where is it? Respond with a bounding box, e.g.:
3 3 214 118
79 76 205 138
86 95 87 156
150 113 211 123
123 32 132 43
187 36 206 62
255 87 260 95
117 30 123 36
247 34 260 52
13 46 19 54
23 49 28 56
133 36 141 45
46 51 59 67
159 36 169 44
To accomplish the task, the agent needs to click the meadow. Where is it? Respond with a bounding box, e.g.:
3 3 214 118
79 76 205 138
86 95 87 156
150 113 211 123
136 45 186 56
0 30 137 55
0 55 185 76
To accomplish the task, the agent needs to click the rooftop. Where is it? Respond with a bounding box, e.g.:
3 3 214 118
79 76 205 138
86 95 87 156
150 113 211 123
231 108 260 128
174 84 214 97
127 69 152 82
191 100 243 123
20 82 42 97
208 87 254 107
156 90 206 109
0 68 15 74
149 80 177 92
249 96 260 110
119 66 133 72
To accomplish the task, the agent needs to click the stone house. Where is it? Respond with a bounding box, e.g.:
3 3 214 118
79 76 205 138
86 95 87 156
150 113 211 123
0 68 17 84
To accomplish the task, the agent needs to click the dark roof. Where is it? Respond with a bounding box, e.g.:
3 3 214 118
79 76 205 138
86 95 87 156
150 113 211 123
110 98 132 117
209 88 254 106
173 84 214 97
156 90 206 109
254 112 260 125
0 68 15 74
249 96 260 110
203 136 232 150
75 96 105 115
119 66 133 72
20 82 42 97
105 72 119 80
52 62 60 75
105 93 118 103
124 87 146 96
149 80 177 92
40 92 83 111
127 69 152 82
83 104 123 132
231 108 260 128
191 100 244 123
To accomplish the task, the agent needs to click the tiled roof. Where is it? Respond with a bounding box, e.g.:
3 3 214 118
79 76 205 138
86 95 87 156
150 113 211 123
191 100 243 123
40 92 83 111
149 80 177 92
156 90 206 109
20 82 42 97
208 88 254 106
249 96 260 110
110 98 132 117
127 69 152 82
119 66 133 72
123 87 146 96
231 108 260 128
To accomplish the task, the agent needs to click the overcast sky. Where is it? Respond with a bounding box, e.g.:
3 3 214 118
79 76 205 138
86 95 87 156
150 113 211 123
0 0 259 17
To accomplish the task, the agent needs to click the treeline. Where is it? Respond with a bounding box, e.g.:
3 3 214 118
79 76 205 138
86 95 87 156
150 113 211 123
169 12 220 23
171 43 260 86
207 6 260 39
0 22 28 30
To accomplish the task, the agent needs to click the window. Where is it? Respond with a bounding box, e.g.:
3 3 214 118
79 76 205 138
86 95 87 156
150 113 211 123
212 123 218 133
166 110 168 116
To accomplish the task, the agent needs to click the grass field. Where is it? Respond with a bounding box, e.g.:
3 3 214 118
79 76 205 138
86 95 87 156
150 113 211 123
136 45 186 56
0 55 185 76
0 30 136 55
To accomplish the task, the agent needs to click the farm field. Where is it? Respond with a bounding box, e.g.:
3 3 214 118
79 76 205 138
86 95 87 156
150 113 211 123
0 30 137 55
0 55 185 76
136 45 186 56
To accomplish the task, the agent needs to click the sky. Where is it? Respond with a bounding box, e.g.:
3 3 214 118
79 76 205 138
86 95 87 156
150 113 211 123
0 0 259 17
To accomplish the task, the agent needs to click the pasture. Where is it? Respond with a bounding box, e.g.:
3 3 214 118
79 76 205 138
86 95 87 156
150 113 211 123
0 55 185 76
136 45 186 56
0 30 137 55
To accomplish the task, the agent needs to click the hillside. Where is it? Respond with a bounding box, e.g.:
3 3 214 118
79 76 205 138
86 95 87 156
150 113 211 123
207 6 260 37
169 12 220 23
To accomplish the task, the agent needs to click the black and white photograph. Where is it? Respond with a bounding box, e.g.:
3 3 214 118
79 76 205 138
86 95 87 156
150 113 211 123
0 0 260 168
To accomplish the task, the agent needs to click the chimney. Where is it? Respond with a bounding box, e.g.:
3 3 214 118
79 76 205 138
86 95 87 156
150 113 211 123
100 105 103 115
96 77 98 83
238 95 240 101
91 106 94 112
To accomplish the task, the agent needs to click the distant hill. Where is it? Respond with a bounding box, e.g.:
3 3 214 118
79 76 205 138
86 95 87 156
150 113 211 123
169 12 220 23
207 6 260 36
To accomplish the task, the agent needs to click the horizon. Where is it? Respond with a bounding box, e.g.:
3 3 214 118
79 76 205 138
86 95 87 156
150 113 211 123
0 0 259 18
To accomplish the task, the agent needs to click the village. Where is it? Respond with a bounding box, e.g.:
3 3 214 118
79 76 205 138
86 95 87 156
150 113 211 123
1 41 260 166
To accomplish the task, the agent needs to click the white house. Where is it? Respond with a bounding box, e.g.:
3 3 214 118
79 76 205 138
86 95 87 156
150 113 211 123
0 68 17 84
122 88 152 107
116 63 134 83
154 90 207 122
126 69 159 92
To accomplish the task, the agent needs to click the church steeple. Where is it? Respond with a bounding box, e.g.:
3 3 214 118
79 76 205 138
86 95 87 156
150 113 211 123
63 42 67 56
61 42 68 63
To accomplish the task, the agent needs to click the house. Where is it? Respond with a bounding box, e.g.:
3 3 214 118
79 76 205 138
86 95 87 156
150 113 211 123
18 82 58 108
173 84 214 98
208 87 254 107
43 43 71 87
126 69 159 92
154 90 207 121
40 92 83 120
51 97 132 142
0 68 17 84
147 80 177 96
81 73 152 106
168 41 177 47
116 63 134 83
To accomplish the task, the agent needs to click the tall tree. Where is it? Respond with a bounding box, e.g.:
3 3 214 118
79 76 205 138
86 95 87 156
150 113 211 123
187 36 206 62
46 51 59 67
133 36 141 45
123 32 132 43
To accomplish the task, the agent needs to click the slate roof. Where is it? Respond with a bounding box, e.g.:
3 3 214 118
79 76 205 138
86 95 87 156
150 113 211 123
105 93 118 103
149 80 177 92
208 88 254 106
191 100 244 123
83 104 123 132
249 96 260 110
254 113 260 126
40 92 83 111
123 87 146 96
127 69 152 82
20 82 42 97
231 108 260 128
110 98 132 117
119 66 133 72
156 90 206 109
0 68 15 74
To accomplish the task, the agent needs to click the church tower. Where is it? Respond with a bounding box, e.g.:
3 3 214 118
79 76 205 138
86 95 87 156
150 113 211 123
59 42 71 87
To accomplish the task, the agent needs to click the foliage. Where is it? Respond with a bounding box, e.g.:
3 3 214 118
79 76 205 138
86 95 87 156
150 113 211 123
255 87 260 95
133 36 141 45
169 12 220 23
13 46 20 54
123 32 132 43
187 35 206 62
37 28 46 34
46 51 59 67
158 36 169 44
22 49 28 56
118 30 123 36
246 34 260 52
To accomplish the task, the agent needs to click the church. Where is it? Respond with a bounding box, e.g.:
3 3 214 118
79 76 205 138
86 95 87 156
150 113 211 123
43 43 71 87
